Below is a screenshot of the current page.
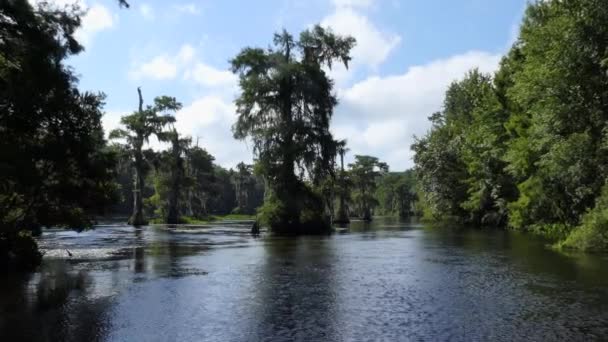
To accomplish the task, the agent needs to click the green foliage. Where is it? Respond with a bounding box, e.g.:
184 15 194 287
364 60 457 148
412 72 488 222
412 0 608 251
185 146 218 217
137 150 265 224
231 162 263 215
1 0 120 270
0 231 42 272
375 171 417 218
230 26 355 233
109 89 179 225
561 182 608 251
334 139 351 223
502 0 608 233
349 155 388 221
257 188 329 235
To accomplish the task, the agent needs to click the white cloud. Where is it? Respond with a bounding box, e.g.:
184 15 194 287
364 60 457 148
102 110 127 137
29 0 116 47
122 42 245 166
332 51 502 170
114 47 501 171
184 63 238 88
322 7 400 70
129 44 196 81
129 44 236 91
77 3 115 45
174 96 251 167
129 55 178 80
320 0 400 86
173 3 200 15
176 96 234 128
332 0 375 9
139 3 155 20
177 45 196 64
103 95 249 168
124 49 501 170
362 119 407 148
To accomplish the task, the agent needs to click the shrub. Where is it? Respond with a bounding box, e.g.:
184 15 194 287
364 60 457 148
561 184 608 251
0 230 43 271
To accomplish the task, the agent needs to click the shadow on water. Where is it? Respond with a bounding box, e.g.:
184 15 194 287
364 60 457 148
0 262 112 342
245 237 340 341
422 226 608 288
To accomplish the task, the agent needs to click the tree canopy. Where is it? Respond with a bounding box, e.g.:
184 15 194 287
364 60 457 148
230 25 355 234
0 0 118 269
412 0 608 250
109 89 179 225
349 155 388 221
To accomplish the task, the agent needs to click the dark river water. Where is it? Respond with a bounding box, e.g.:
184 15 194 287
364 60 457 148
1 218 608 341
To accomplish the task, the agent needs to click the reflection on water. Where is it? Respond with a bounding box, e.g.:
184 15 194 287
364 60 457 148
1 219 608 341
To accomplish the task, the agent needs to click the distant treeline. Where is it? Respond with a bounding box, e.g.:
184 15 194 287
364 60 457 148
412 0 608 251
108 146 265 221
108 144 417 224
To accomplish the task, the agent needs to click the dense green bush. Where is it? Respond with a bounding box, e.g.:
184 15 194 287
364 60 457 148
412 0 608 251
257 189 331 235
561 183 608 251
0 231 42 272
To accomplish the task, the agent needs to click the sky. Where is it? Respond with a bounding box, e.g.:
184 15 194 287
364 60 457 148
37 0 528 171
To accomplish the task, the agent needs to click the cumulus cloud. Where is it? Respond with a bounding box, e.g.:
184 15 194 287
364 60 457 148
139 3 155 20
129 44 235 90
29 0 116 47
168 52 501 170
174 96 251 167
332 51 502 170
104 95 249 168
102 110 127 137
322 7 400 70
116 50 501 170
175 96 234 129
129 55 178 80
319 0 400 86
123 44 244 166
128 44 202 81
177 45 196 64
111 2 502 171
173 3 200 15
76 3 115 46
332 0 375 9
184 64 238 88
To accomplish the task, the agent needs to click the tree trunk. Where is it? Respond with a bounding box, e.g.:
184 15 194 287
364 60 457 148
166 138 182 224
362 192 372 222
335 151 349 223
129 89 147 226
166 171 180 224
276 43 301 231
129 155 147 226
336 197 349 223
362 206 372 221
166 191 179 224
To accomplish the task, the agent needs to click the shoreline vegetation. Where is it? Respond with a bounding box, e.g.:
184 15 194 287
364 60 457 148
3 0 608 272
411 0 608 253
149 214 257 225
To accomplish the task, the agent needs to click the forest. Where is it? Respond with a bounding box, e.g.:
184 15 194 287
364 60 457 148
0 0 417 270
412 0 608 252
2 0 608 273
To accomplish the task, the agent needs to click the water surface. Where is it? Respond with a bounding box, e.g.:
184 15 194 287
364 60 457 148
1 218 607 341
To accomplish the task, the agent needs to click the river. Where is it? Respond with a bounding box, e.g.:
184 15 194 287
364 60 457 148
1 218 607 341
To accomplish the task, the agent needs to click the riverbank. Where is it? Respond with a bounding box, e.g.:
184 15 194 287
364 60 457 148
149 214 256 225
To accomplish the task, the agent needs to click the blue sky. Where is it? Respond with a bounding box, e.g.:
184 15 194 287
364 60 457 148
39 0 528 170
